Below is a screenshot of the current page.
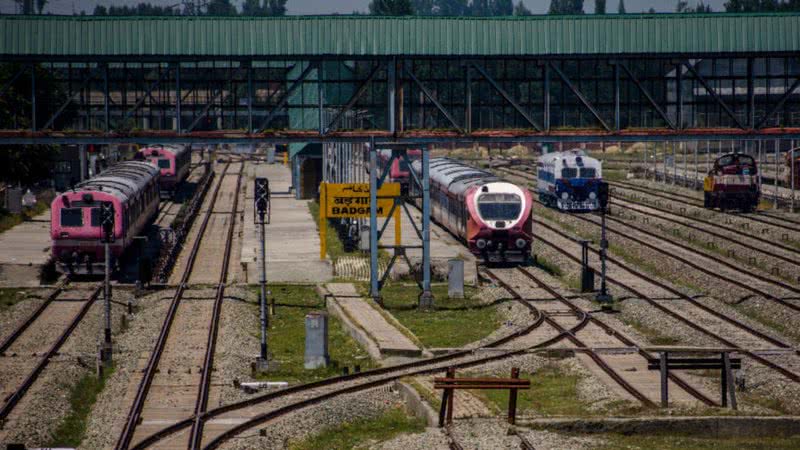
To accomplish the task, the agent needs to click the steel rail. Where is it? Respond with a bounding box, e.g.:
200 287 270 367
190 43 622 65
499 165 800 233
114 162 232 450
482 269 661 408
608 179 800 232
132 287 571 448
188 164 244 449
0 279 68 355
499 165 800 271
498 166 800 307
509 426 536 450
199 313 587 450
512 267 715 407
564 204 800 306
444 425 465 450
608 196 800 263
0 284 101 422
533 219 800 383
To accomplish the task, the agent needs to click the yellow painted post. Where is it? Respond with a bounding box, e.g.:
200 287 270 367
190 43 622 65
319 183 327 260
283 150 288 166
394 202 401 246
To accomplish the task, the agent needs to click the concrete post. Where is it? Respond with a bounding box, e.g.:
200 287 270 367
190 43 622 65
304 311 329 369
774 139 779 209
388 58 396 133
447 259 464 299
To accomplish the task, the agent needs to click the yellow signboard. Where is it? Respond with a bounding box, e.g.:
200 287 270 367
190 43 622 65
324 183 401 218
318 182 402 260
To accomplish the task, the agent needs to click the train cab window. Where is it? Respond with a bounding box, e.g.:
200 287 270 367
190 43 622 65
477 193 522 221
90 208 101 227
561 168 578 179
61 208 83 227
158 159 171 169
579 168 597 178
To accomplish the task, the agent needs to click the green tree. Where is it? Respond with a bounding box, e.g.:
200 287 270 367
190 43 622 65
435 0 471 15
93 2 177 15
549 0 584 14
677 0 713 12
617 0 625 13
514 1 533 15
206 0 238 15
413 0 436 14
595 0 606 13
369 0 415 15
491 0 514 14
14 0 34 14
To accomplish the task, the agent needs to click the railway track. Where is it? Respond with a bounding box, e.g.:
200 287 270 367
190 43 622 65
495 166 800 310
531 220 800 384
608 179 800 232
127 264 631 448
483 267 713 408
114 161 241 450
0 282 102 433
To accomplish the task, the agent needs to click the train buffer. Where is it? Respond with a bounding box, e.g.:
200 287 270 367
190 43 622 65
646 348 741 409
434 367 530 426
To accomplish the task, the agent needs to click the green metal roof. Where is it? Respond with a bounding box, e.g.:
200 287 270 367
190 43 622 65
2 13 800 57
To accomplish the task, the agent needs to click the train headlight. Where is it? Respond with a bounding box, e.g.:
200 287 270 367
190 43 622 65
561 192 570 200
476 239 487 249
589 192 597 200
516 238 527 249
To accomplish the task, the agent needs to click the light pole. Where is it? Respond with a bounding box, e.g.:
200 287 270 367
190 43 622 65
595 181 613 310
100 201 114 366
254 177 271 372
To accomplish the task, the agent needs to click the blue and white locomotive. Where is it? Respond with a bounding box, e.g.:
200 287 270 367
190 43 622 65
537 150 603 211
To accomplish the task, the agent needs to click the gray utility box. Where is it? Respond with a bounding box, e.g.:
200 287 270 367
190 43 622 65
267 147 276 164
448 259 464 299
304 311 329 369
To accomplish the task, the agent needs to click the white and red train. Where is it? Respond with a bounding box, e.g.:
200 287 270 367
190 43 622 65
412 158 533 263
50 161 160 275
135 144 191 194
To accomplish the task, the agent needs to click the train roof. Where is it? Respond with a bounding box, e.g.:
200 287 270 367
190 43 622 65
539 149 600 166
69 161 159 203
413 158 500 196
139 144 189 157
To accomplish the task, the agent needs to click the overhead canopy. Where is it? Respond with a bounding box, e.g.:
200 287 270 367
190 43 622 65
2 13 800 58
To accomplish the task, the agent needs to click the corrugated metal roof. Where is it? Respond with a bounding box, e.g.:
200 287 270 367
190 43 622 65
2 14 800 57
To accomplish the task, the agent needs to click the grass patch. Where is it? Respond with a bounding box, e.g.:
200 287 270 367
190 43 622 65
288 405 426 450
598 433 800 450
474 365 586 417
625 317 681 346
307 201 347 261
48 365 115 447
0 200 49 234
376 283 500 348
0 288 38 313
253 284 375 383
533 254 563 278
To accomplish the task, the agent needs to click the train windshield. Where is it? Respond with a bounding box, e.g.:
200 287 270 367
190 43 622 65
561 168 578 179
579 168 597 178
477 193 522 220
157 159 171 169
90 208 101 227
61 208 83 227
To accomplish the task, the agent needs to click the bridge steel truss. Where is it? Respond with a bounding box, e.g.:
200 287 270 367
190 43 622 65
2 54 800 144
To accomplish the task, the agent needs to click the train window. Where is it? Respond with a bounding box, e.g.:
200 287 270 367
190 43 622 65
477 193 522 221
717 155 735 166
90 208 101 227
561 168 578 179
61 208 83 227
158 159 171 169
579 168 597 178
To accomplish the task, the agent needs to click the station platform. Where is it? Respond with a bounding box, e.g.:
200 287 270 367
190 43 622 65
325 283 421 358
0 210 51 287
241 162 333 283
379 203 478 285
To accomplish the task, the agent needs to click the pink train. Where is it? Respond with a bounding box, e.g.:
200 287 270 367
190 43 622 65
135 144 191 194
51 161 160 275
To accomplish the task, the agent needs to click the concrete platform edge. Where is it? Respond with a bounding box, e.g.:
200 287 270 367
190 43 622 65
395 380 439 428
319 286 383 362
